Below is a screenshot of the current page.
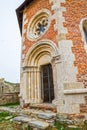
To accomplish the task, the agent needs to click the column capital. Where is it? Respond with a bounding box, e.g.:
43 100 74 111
51 55 62 65
22 66 38 73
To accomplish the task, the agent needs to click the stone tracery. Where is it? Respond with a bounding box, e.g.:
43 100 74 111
34 18 48 36
27 9 51 41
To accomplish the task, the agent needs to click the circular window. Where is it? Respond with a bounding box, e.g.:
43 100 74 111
27 9 51 41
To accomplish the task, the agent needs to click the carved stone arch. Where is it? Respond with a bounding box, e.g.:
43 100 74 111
21 40 60 104
24 39 59 66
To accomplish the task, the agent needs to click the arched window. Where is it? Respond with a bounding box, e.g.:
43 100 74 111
83 19 87 43
27 9 51 41
80 18 87 52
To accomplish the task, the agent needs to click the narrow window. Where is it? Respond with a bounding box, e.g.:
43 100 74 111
83 20 87 43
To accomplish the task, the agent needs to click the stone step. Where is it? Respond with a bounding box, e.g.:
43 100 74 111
13 115 49 129
29 103 57 112
38 111 56 120
0 106 16 113
21 108 56 120
29 120 49 129
13 115 31 123
0 106 56 119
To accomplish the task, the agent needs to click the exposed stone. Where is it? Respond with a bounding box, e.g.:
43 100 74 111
29 120 49 129
0 105 87 129
38 112 56 120
29 104 57 112
0 78 19 105
13 116 31 123
0 107 16 114
5 116 13 120
46 119 55 126
67 114 85 120
56 118 74 125
68 125 79 129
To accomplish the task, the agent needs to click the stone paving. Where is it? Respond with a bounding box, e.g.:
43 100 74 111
0 105 87 130
0 105 57 129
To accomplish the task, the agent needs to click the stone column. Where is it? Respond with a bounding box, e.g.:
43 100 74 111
21 66 41 104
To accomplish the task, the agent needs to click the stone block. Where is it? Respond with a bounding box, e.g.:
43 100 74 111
64 82 84 90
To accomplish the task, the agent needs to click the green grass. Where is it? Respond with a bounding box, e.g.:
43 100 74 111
0 111 16 122
0 102 19 107
54 120 86 130
0 111 10 117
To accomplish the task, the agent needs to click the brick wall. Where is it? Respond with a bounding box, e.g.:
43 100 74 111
62 0 87 87
22 0 57 62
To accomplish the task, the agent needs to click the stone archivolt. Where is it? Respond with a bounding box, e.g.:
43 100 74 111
20 40 59 104
24 40 59 66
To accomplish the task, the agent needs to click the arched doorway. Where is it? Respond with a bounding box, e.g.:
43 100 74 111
21 40 59 104
41 63 54 103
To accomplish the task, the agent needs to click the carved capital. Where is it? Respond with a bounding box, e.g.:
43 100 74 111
51 55 61 65
22 66 38 73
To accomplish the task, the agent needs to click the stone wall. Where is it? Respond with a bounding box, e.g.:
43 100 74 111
0 78 19 105
62 0 87 86
46 0 87 115
0 93 19 105
17 0 87 116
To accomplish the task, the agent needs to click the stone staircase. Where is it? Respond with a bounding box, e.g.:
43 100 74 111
13 104 57 130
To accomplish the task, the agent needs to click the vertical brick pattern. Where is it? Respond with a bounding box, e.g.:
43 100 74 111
22 0 57 62
62 0 87 88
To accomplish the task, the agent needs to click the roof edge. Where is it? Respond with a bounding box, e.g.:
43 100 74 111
16 0 33 35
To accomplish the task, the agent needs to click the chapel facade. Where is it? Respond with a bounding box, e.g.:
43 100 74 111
16 0 87 115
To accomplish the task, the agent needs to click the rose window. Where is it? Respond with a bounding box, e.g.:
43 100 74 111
27 9 51 41
34 18 48 36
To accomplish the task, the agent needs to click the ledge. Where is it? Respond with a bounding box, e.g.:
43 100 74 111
64 88 87 95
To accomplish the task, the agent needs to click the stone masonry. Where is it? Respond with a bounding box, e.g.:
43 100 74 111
16 0 87 119
0 78 19 105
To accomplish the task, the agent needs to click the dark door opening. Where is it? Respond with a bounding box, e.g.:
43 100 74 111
41 64 54 103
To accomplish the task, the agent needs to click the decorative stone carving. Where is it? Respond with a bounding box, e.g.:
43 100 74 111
27 9 51 41
34 18 48 36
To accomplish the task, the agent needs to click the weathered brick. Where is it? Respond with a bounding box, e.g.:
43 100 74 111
62 0 87 88
22 0 57 62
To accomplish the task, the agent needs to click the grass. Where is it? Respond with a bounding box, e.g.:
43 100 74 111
0 111 16 122
0 111 32 130
54 120 87 130
0 102 19 108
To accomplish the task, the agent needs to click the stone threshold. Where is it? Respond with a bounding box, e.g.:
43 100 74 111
29 103 57 112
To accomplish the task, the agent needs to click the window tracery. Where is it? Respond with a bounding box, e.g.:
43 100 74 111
34 18 48 36
27 9 51 41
